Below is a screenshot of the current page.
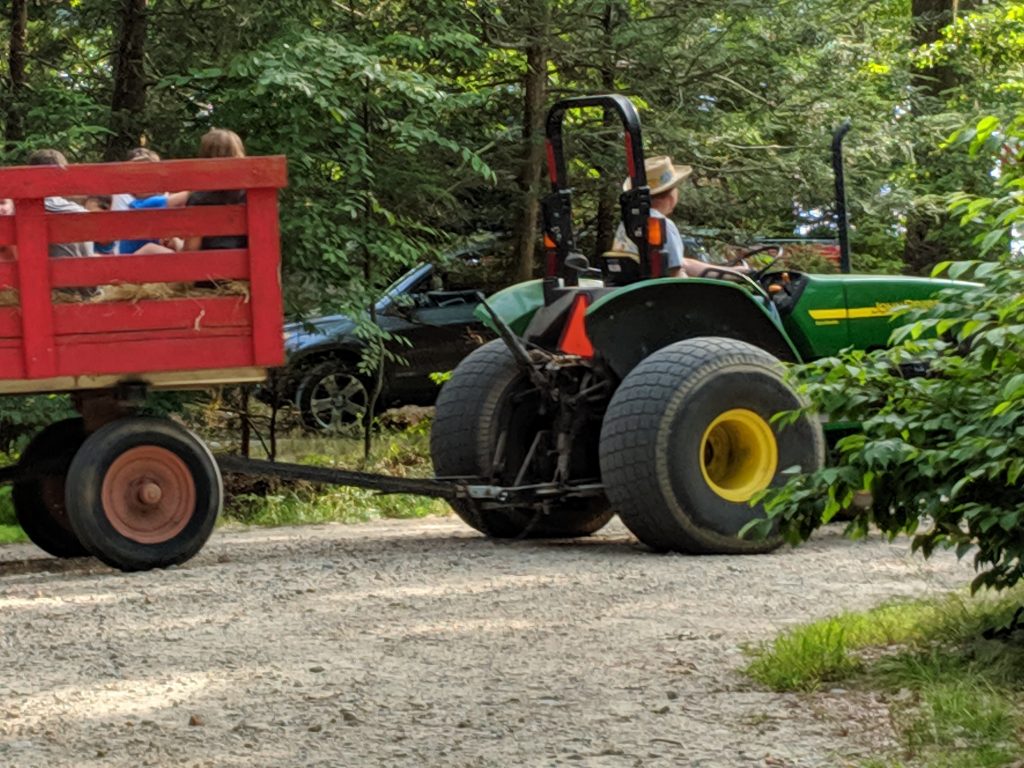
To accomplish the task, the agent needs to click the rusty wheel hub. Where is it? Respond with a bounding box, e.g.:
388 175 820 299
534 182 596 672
101 446 196 544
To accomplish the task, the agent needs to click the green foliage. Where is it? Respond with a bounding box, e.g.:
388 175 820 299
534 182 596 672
762 115 1024 591
0 395 76 454
4 0 1020 288
746 589 1024 767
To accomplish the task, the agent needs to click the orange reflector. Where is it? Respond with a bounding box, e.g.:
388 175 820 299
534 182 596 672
558 294 594 358
647 218 666 248
543 234 557 250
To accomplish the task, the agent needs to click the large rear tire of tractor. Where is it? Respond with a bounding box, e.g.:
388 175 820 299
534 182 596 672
12 418 90 558
65 417 222 572
431 339 613 538
600 337 824 554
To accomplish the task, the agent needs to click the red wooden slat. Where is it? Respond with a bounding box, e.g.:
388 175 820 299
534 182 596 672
49 206 247 244
246 188 285 367
0 262 16 288
56 335 255 377
0 348 25 378
0 217 13 246
13 198 56 378
0 156 288 199
54 297 251 336
58 327 247 345
50 250 249 287
0 307 20 338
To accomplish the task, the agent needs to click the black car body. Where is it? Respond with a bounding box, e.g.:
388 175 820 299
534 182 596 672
274 263 492 430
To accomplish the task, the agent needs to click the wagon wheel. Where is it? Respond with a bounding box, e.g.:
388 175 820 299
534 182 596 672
12 418 90 558
65 417 222 572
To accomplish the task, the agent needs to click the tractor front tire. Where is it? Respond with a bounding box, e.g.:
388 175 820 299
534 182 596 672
13 418 90 558
65 417 222 572
600 337 824 554
431 339 613 538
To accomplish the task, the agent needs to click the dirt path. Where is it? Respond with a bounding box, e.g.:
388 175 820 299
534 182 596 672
0 518 973 767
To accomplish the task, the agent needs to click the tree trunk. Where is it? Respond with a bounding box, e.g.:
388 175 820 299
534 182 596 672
105 0 149 161
902 0 968 274
511 0 550 283
910 0 961 98
593 0 620 260
4 0 28 150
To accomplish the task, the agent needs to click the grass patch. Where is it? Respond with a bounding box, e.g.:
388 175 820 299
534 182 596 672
223 422 451 527
0 524 26 544
0 485 22 542
745 589 1024 767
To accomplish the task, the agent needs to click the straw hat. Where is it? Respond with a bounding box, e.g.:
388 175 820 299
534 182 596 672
623 155 693 195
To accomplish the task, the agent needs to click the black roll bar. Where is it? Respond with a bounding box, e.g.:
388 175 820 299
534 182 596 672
540 94 654 298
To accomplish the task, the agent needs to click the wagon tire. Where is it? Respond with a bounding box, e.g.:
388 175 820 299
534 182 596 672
65 417 222 572
431 339 613 538
12 418 90 558
600 337 825 554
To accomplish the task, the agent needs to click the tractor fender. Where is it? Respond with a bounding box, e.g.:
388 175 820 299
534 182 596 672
474 278 606 337
586 279 801 379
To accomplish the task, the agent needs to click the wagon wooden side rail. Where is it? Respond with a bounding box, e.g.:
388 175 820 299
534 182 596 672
0 156 288 394
0 157 288 572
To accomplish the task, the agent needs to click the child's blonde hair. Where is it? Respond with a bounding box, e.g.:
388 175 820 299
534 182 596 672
199 129 245 159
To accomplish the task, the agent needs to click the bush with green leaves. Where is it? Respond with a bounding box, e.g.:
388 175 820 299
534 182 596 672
760 115 1024 592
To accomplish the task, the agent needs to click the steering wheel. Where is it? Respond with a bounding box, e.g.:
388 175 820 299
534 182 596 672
697 266 773 302
725 244 783 272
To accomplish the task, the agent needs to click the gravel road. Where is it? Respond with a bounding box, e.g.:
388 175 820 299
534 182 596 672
0 517 974 768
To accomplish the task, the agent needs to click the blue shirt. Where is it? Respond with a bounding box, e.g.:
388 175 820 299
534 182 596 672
119 195 168 255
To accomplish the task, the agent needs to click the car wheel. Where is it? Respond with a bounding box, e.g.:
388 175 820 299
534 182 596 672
295 362 371 432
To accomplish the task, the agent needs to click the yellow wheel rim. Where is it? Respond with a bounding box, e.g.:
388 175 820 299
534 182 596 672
699 409 779 502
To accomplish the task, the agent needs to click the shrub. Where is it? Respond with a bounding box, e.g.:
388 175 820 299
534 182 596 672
760 116 1024 591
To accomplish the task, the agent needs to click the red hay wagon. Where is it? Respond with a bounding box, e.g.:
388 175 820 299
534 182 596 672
0 156 288 571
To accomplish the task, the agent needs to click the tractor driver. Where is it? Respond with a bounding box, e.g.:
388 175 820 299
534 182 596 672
607 155 743 279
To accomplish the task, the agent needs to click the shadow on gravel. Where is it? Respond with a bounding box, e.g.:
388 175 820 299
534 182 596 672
0 523 860 582
0 555 112 578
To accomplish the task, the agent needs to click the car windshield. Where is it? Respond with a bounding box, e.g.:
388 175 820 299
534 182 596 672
374 265 427 312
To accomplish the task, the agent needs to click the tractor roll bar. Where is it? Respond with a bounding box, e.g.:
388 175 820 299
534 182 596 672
541 94 652 294
544 94 646 191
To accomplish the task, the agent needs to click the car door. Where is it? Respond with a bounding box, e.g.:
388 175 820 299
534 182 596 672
384 292 489 403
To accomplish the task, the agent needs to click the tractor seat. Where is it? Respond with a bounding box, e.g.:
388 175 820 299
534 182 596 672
600 249 642 286
600 248 670 286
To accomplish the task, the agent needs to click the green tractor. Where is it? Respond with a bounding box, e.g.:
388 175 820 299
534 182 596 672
430 94 955 554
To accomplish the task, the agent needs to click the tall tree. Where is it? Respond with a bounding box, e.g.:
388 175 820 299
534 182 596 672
902 0 972 274
3 0 28 149
106 0 149 160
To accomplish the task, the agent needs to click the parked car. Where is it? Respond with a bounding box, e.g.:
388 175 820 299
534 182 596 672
270 262 494 430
